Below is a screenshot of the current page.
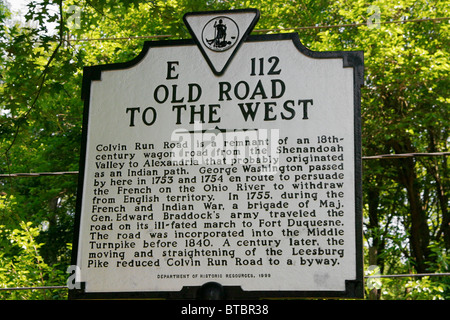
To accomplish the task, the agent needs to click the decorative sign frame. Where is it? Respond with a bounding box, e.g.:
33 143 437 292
69 9 364 300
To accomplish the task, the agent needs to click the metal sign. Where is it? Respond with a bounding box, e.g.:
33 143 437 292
69 9 364 299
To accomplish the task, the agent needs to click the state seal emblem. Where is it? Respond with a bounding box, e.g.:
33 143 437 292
201 16 239 52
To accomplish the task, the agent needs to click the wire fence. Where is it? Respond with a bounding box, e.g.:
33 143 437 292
0 286 67 291
63 17 450 43
0 152 448 179
0 151 448 293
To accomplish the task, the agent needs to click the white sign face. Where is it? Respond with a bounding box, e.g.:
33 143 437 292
71 10 363 299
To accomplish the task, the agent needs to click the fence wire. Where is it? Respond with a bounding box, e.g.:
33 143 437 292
64 17 450 43
0 152 448 293
0 152 448 178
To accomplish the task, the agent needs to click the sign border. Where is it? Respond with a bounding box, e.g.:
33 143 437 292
69 32 364 300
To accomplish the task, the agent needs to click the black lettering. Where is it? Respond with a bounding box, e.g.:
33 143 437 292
154 84 169 103
271 79 285 98
188 83 202 102
171 84 184 103
264 102 277 121
218 82 232 101
190 104 205 124
268 56 281 75
172 104 186 124
208 104 221 123
166 61 179 79
250 80 267 100
281 100 295 120
238 102 260 121
299 99 314 119
126 107 140 127
142 107 157 126
234 81 250 100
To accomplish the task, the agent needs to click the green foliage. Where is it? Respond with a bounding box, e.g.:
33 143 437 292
370 244 450 300
379 276 450 300
0 222 67 299
0 0 448 299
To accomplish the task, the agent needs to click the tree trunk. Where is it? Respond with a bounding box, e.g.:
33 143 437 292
367 182 383 299
391 140 432 273
427 130 450 249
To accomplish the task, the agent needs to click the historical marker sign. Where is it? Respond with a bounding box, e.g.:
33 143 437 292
69 9 364 299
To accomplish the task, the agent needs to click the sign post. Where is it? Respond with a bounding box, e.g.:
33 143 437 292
69 9 364 299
